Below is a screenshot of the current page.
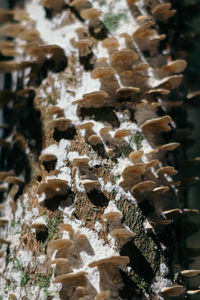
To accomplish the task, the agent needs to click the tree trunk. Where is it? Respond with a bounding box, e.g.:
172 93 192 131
0 0 199 299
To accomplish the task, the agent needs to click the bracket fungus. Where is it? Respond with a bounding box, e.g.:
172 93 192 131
156 166 178 176
131 180 156 194
141 115 173 132
88 256 130 268
129 150 144 163
48 238 73 252
53 271 88 284
161 285 185 297
181 270 200 277
95 291 110 300
152 3 176 21
39 153 57 172
110 229 135 240
110 49 139 72
102 37 119 55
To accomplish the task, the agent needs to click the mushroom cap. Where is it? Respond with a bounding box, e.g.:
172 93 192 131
153 186 169 193
181 270 200 277
133 63 149 72
131 181 156 193
156 74 183 90
152 3 176 21
31 223 46 231
88 256 130 268
81 8 101 20
18 29 40 42
102 211 122 221
39 153 57 162
156 166 178 176
0 171 14 180
0 238 10 244
70 0 87 9
122 163 145 178
48 239 73 251
129 150 144 162
53 271 87 283
47 106 64 116
161 285 185 297
0 23 26 37
88 135 102 146
91 67 116 80
145 159 158 168
77 122 94 130
187 289 200 295
100 127 112 137
74 91 108 108
157 142 180 151
116 87 140 97
162 60 187 74
133 21 155 39
141 115 173 132
110 228 135 239
74 39 92 49
82 180 101 192
110 49 138 70
163 209 182 218
8 294 17 300
38 179 69 198
0 217 8 226
4 176 24 185
114 129 131 139
73 158 89 167
49 118 72 131
49 258 69 265
59 223 74 233
102 38 119 49
146 88 170 95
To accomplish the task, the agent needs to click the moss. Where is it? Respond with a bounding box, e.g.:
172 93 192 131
20 272 30 287
37 267 53 288
103 12 128 32
40 211 62 252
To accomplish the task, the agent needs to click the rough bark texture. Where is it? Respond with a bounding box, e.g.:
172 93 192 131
0 0 199 299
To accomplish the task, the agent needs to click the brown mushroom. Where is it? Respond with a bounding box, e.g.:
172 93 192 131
53 271 87 283
82 179 101 193
156 166 178 176
42 0 65 11
161 60 187 74
114 129 131 140
49 118 72 131
186 290 200 295
157 142 180 151
88 256 130 268
88 135 102 146
129 150 144 163
48 239 73 252
152 3 176 22
74 39 92 57
4 176 24 185
73 91 108 108
110 49 138 72
116 87 140 98
102 38 119 55
131 181 156 193
181 270 200 277
153 186 169 194
141 115 173 132
39 154 57 172
102 211 122 222
155 74 183 90
110 228 135 239
161 285 185 297
91 67 116 80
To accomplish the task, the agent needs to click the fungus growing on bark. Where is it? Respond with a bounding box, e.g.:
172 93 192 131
0 23 26 37
145 159 158 169
152 3 176 22
0 61 32 73
0 238 10 245
39 153 57 172
0 41 17 57
42 0 65 11
161 60 187 74
91 67 116 80
4 176 24 185
131 180 156 194
129 150 144 163
70 0 88 11
49 258 71 276
53 271 88 284
8 294 17 300
133 21 155 40
187 290 200 295
50 118 76 141
0 218 8 226
156 74 183 90
47 106 64 117
102 38 119 55
161 285 185 297
110 229 135 240
0 8 14 23
122 163 146 178
73 157 89 168
88 134 102 146
181 270 200 277
141 115 173 132
48 239 73 252
88 256 130 268
110 49 138 72
74 39 92 57
18 29 40 42
82 179 101 193
157 142 180 151
32 223 47 242
0 171 14 181
156 166 178 176
102 211 122 223
73 91 108 108
116 87 140 99
114 129 131 140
